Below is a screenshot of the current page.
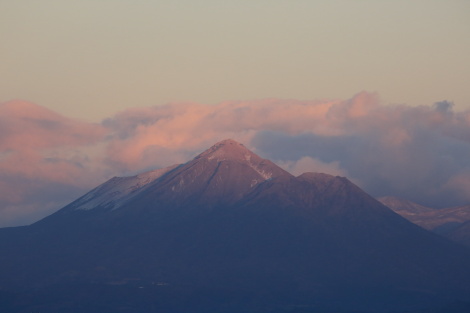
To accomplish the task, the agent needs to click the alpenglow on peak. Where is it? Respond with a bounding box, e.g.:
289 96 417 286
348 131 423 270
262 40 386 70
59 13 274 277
195 139 256 162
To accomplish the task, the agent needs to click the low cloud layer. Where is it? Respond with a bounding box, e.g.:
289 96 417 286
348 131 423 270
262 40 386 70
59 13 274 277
1 93 469 226
0 101 107 226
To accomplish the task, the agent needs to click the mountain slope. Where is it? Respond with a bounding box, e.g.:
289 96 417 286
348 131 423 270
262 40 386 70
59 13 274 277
1 139 470 313
447 220 470 247
378 196 436 215
63 164 180 212
380 196 470 235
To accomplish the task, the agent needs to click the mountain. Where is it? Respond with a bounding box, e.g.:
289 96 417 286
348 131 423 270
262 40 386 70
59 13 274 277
379 196 470 236
378 196 436 215
62 164 180 211
1 139 470 313
448 220 470 247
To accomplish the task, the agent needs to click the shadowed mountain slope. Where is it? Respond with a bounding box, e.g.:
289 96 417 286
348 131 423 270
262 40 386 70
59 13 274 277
448 220 470 247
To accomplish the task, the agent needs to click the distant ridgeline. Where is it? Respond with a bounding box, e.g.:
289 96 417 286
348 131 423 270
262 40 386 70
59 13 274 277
379 196 470 247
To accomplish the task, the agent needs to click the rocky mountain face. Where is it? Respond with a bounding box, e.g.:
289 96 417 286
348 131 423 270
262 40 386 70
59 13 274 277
1 139 470 313
379 196 470 245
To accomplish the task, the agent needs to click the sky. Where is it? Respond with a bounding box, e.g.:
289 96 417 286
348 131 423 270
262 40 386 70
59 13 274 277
1 1 470 226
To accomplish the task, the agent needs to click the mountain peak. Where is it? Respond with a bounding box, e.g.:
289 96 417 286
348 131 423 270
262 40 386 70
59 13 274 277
196 139 254 162
214 138 242 146
127 139 292 209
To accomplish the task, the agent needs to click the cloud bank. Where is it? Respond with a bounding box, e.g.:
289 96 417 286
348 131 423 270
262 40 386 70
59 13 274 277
0 101 107 226
1 93 470 226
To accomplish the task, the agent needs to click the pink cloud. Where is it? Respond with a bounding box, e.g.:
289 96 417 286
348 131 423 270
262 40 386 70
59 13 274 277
101 95 356 172
0 100 105 151
0 100 108 226
278 157 348 178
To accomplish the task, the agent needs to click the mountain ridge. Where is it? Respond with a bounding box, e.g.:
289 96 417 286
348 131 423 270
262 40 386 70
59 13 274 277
379 196 470 247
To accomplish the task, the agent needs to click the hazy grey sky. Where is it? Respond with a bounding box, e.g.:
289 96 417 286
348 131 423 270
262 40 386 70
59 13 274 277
2 1 469 121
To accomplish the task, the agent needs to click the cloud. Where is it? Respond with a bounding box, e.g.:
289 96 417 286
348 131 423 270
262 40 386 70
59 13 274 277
250 96 470 208
103 92 470 208
433 100 454 114
278 157 348 178
0 100 105 151
100 97 346 173
1 93 470 226
0 100 108 226
443 169 470 204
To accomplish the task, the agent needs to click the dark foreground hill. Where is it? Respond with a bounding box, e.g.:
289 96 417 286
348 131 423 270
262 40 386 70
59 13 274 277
1 139 470 313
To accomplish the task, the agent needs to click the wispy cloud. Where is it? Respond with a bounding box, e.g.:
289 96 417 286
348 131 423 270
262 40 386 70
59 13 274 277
0 100 107 226
1 93 470 226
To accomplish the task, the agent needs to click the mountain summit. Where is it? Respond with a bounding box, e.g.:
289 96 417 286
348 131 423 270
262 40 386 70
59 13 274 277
194 139 283 175
137 138 291 208
1 139 470 313
196 138 257 162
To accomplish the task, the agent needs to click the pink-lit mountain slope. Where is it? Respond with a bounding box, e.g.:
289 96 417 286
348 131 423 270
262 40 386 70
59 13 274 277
378 196 436 215
379 196 470 237
63 164 179 211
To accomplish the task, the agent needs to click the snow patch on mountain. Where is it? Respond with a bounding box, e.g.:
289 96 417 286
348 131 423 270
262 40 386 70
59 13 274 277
199 139 274 183
197 139 250 162
248 163 273 181
70 165 179 211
